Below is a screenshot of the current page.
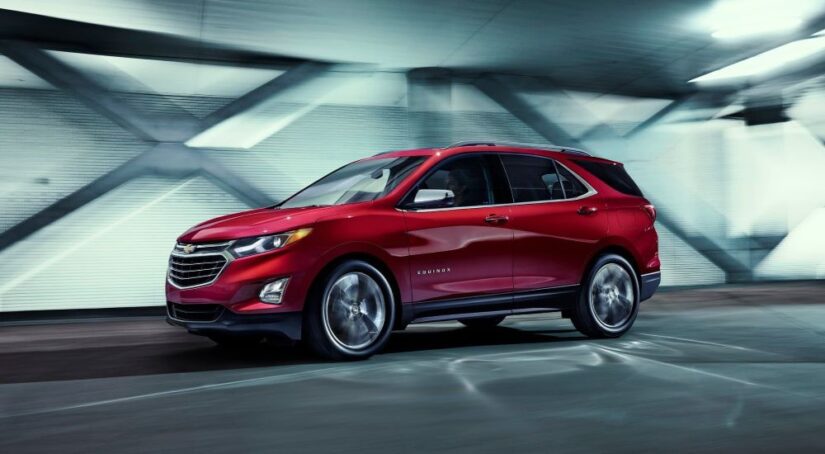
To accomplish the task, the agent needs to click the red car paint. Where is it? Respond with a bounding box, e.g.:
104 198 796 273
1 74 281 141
166 144 659 339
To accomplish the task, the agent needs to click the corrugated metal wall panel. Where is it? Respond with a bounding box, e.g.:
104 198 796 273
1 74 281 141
114 92 231 120
1 84 821 312
0 176 247 312
452 111 548 144
208 104 411 201
0 88 148 233
656 221 726 287
207 106 560 203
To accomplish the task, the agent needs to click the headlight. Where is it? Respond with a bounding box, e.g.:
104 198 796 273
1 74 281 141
229 228 312 258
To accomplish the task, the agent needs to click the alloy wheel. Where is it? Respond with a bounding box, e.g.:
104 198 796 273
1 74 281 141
322 271 387 351
588 263 635 332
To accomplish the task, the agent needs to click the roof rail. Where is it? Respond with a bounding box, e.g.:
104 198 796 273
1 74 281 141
445 140 592 157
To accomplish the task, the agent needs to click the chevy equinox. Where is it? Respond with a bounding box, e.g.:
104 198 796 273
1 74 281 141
166 141 661 360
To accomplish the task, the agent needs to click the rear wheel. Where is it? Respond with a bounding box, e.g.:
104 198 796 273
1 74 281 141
459 315 505 329
304 260 395 360
570 254 639 338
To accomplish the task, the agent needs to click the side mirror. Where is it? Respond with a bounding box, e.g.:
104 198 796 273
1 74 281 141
407 189 455 209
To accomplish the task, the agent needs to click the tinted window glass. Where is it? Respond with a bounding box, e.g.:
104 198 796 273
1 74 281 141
500 154 566 202
556 164 589 198
280 156 425 208
418 155 499 207
573 160 643 197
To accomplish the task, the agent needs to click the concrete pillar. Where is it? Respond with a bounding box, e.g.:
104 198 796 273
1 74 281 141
407 67 452 148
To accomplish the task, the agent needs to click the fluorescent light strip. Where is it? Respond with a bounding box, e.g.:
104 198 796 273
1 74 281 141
711 18 801 40
690 37 825 84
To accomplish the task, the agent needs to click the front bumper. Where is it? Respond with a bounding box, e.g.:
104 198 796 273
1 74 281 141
166 242 317 314
640 271 661 301
166 302 302 341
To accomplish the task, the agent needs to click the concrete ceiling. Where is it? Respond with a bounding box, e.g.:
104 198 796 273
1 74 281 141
1 0 825 97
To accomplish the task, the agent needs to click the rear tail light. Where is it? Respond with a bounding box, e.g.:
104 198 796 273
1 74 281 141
643 204 656 222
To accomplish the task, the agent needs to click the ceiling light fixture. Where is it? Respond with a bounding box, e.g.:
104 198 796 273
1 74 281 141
702 0 817 41
711 18 802 40
690 36 825 84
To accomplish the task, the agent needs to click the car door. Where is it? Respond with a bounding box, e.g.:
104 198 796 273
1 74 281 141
499 154 608 299
401 153 514 309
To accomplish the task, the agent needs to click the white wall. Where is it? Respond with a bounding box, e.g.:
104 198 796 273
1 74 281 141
1 71 823 311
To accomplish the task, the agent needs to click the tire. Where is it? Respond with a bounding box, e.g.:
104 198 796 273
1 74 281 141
304 260 396 360
208 334 264 348
570 254 640 338
459 315 505 329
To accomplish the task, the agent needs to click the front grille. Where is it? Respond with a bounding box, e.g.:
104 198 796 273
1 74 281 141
167 302 223 322
168 251 229 288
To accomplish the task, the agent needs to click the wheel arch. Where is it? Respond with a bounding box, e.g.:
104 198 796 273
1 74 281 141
307 251 406 330
583 242 641 282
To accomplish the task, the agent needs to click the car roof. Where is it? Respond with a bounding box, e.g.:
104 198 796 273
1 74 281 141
371 143 619 165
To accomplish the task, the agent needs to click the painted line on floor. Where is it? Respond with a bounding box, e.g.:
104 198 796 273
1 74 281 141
0 362 392 419
638 332 759 352
596 345 825 404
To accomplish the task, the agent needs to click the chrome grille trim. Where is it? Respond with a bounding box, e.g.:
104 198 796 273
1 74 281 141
167 241 234 289
172 241 232 255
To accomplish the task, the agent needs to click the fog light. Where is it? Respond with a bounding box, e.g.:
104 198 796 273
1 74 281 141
260 278 289 304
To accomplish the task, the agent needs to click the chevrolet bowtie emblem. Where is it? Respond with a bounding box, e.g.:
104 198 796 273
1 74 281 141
182 244 196 254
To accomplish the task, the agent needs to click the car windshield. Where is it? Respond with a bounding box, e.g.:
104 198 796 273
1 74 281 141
278 156 426 209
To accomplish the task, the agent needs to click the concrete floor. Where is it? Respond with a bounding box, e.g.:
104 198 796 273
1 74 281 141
2 282 825 453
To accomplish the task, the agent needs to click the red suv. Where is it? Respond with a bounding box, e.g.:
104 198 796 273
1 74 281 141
167 142 660 359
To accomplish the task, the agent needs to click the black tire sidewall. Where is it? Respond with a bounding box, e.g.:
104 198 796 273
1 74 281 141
574 254 640 338
306 260 396 360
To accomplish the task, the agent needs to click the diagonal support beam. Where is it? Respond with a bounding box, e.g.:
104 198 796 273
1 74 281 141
626 92 730 137
0 42 294 252
0 8 307 68
624 95 692 138
199 61 331 134
407 68 454 148
475 74 749 281
137 144 272 207
0 152 151 250
199 162 271 208
654 208 751 282
186 61 335 149
475 74 585 149
0 143 272 251
0 40 199 142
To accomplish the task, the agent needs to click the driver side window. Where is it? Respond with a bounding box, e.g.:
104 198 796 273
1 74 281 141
418 155 496 208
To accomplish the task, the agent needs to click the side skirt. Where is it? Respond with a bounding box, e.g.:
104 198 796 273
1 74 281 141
401 285 580 325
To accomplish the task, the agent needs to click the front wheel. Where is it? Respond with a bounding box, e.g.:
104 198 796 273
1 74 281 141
304 260 396 360
570 254 639 338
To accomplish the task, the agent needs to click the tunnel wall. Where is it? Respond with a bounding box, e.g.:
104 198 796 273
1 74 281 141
0 76 823 312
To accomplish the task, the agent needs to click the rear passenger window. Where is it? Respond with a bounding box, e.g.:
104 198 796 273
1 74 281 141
500 155 565 202
573 160 643 197
556 164 589 198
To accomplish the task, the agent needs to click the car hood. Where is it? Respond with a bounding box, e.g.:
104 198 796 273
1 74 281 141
178 205 337 243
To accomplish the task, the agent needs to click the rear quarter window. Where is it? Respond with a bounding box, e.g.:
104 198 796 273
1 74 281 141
573 160 643 197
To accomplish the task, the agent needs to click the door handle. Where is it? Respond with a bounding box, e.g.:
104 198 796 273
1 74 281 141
577 206 598 216
484 214 509 225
